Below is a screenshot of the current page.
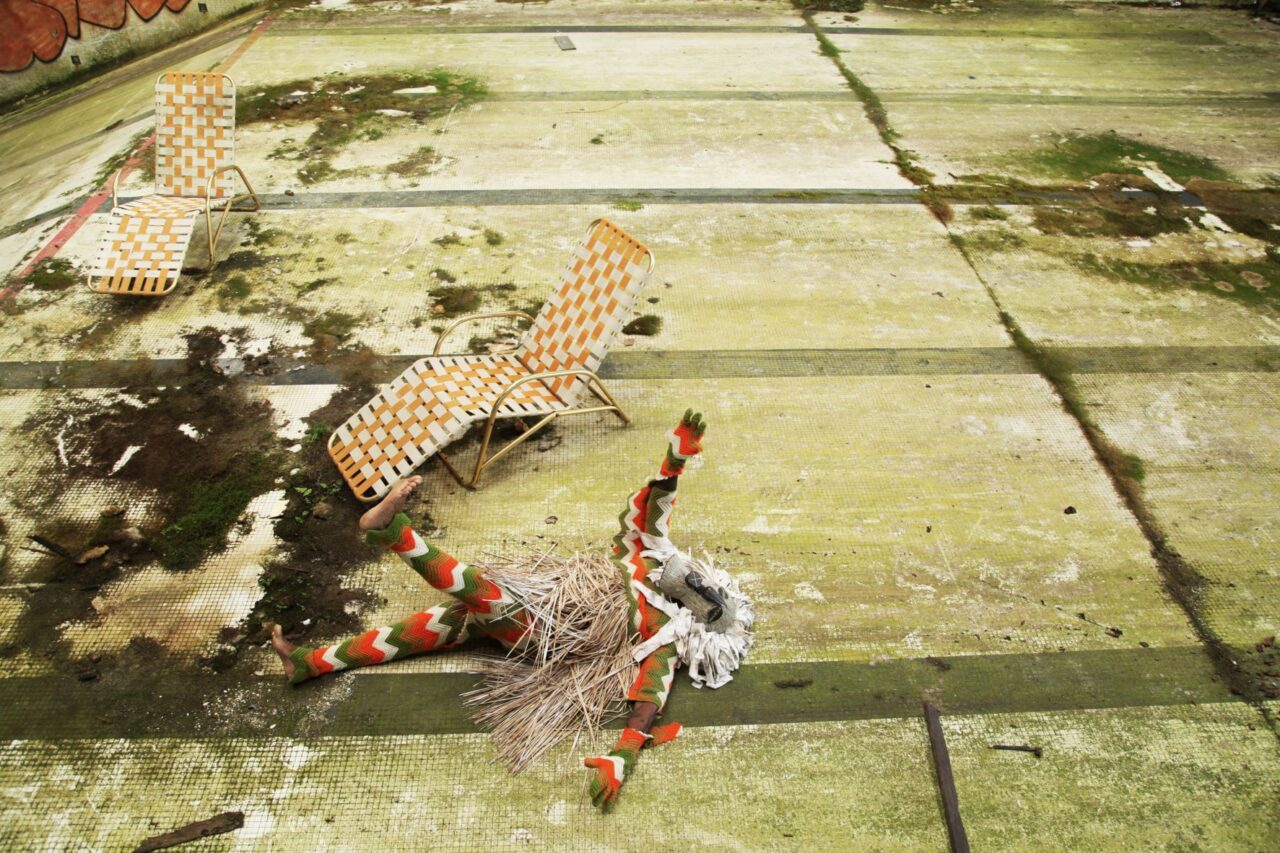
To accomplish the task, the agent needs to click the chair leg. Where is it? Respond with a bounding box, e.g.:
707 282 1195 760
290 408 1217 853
435 449 475 490
587 379 630 424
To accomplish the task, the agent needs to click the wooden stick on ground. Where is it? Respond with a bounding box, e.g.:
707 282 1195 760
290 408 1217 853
923 702 971 853
133 811 244 852
27 535 76 563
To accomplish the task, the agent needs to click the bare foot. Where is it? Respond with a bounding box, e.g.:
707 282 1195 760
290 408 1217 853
269 623 296 682
359 475 423 531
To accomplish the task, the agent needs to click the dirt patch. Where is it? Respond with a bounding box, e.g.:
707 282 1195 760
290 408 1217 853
1188 182 1280 245
29 329 280 568
211 383 440 670
3 331 281 673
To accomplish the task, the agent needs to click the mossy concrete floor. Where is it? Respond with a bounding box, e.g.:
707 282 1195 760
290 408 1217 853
1 0 1278 850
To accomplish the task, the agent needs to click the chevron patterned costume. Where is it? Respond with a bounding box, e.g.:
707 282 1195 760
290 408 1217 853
288 411 714 811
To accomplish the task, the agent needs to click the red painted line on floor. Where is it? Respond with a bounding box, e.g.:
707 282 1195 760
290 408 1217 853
2 9 276 300
217 10 276 73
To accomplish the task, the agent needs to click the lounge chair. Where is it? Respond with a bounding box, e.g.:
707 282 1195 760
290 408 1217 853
328 218 654 500
88 71 258 296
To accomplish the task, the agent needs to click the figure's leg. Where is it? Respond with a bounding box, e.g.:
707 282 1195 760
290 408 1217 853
364 507 532 647
281 601 471 685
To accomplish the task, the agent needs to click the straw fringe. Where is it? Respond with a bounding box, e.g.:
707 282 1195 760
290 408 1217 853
462 549 638 774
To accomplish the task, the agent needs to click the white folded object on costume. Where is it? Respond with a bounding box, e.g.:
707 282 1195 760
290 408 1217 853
636 533 755 689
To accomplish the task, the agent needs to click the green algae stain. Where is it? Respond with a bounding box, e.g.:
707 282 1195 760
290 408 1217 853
1020 132 1231 185
1077 252 1280 312
19 258 79 291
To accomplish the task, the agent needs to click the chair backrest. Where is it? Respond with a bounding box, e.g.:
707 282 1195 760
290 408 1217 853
154 71 236 199
516 218 654 404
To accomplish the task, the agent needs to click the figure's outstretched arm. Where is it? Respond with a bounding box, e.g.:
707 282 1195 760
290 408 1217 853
612 409 707 556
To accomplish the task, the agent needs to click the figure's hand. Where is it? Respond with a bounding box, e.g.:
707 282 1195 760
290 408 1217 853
584 727 647 812
660 409 707 477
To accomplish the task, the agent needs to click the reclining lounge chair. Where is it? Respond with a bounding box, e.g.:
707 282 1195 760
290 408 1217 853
88 71 258 296
328 218 655 500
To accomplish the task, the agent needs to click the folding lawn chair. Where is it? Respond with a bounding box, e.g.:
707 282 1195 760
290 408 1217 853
328 218 655 500
88 71 259 296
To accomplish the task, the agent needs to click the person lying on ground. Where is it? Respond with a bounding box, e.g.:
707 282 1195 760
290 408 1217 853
269 410 751 811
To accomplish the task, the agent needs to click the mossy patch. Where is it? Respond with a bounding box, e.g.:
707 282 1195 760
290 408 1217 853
1018 132 1231 185
970 205 1009 221
243 218 282 248
772 190 835 201
218 275 252 301
951 228 1027 254
431 286 482 315
1188 182 1280 245
297 160 337 185
388 145 441 178
19 258 80 291
297 277 336 297
1032 202 1191 240
623 314 663 336
612 199 645 212
155 453 276 571
792 0 864 10
303 311 361 343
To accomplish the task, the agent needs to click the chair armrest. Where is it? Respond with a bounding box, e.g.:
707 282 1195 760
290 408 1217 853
205 165 260 213
432 311 535 356
204 166 261 269
109 168 122 209
488 367 603 411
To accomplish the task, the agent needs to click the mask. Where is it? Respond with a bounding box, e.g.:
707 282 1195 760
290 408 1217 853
655 551 737 633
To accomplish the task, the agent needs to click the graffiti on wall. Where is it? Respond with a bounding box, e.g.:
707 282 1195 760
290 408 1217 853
0 0 193 73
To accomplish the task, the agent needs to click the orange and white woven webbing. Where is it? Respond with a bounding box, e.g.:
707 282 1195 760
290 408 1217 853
154 71 236 199
329 355 564 500
517 219 652 404
87 196 205 295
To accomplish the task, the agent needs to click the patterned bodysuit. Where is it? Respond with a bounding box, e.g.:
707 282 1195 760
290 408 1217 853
288 477 683 710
